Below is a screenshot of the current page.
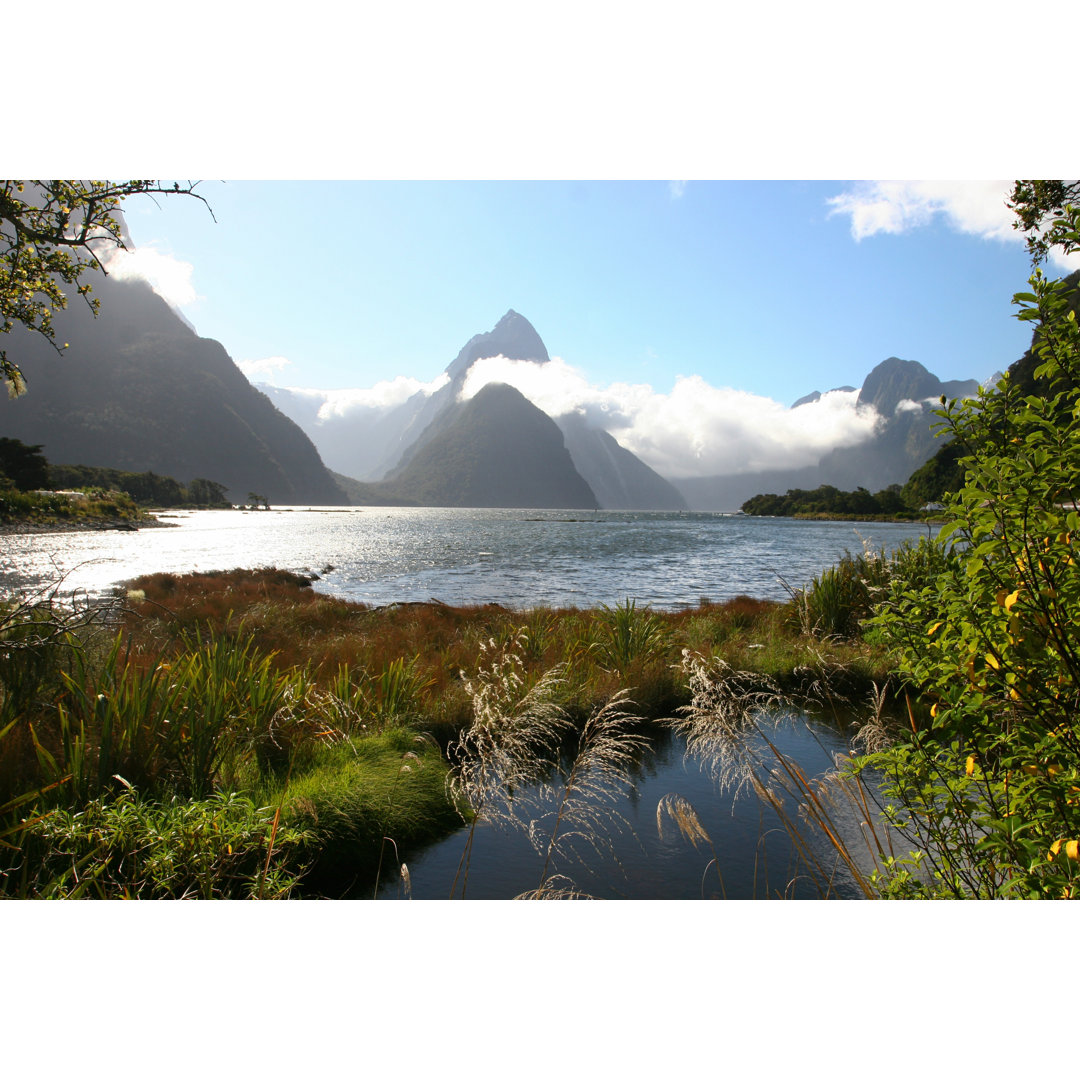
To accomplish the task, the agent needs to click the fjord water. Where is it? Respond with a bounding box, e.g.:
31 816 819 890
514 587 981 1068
3 507 920 899
0 506 932 609
377 716 872 900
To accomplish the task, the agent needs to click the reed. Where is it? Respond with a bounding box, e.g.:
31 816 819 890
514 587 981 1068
445 632 573 898
523 689 649 897
666 649 903 898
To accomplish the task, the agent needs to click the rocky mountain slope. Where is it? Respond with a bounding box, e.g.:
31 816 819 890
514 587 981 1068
268 310 687 510
675 357 982 510
0 274 347 505
385 382 599 508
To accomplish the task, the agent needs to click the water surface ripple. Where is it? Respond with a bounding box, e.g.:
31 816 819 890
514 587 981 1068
1 507 933 609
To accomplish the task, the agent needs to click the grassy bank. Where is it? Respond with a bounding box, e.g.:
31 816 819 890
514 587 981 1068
0 488 157 532
2 559 909 899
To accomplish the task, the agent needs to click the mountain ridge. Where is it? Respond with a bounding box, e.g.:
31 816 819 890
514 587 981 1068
0 274 347 505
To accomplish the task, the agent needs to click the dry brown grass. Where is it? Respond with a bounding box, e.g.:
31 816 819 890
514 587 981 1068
118 568 894 747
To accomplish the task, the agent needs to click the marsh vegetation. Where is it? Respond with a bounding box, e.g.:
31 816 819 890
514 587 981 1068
1 556 910 899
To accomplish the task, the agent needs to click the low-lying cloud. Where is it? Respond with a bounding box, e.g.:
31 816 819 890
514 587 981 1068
100 243 200 307
308 373 450 421
238 355 291 380
459 355 883 477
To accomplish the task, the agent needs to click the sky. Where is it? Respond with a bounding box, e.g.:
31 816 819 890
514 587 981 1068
13 4 1078 482
113 178 1059 399
103 179 1077 478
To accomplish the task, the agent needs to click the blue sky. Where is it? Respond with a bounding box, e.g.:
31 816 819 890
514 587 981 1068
13 4 1078 480
115 178 1046 403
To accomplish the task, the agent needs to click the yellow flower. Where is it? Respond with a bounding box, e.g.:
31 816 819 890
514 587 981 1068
1048 839 1080 861
965 755 976 777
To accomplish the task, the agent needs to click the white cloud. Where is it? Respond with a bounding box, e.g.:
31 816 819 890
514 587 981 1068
303 373 451 421
827 180 1080 272
460 355 883 478
238 355 292 379
668 180 687 199
100 243 200 307
827 181 1014 241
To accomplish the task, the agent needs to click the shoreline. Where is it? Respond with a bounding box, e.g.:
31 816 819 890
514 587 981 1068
0 514 178 536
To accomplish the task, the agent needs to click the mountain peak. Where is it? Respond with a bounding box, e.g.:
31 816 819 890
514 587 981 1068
445 310 551 382
857 356 941 415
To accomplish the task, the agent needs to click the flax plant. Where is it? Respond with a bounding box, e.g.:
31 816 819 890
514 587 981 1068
591 599 670 675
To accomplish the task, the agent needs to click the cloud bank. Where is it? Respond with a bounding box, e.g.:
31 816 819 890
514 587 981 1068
100 243 200 306
238 355 291 379
827 180 1080 272
459 355 882 477
308 373 450 421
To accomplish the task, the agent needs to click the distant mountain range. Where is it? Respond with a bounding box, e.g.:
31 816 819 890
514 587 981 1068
267 310 689 510
1 273 994 512
673 357 984 510
0 274 347 505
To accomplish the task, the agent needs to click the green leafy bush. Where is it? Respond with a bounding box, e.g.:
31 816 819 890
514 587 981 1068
868 208 1080 898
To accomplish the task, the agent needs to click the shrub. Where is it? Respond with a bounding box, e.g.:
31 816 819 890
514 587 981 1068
868 218 1080 898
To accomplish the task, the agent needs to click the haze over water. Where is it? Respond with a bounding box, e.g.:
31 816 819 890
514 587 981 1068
1 507 932 609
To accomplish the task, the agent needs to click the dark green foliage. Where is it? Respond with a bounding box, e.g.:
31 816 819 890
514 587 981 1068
901 439 966 506
47 464 230 506
185 477 229 506
741 483 921 518
0 437 48 490
868 206 1080 897
1008 180 1080 265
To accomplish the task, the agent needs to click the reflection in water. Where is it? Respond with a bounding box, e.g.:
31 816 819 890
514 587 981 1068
378 713 880 900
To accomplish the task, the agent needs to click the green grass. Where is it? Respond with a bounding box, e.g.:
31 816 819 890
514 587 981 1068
262 729 460 898
1 565 906 899
9 789 308 899
0 487 145 526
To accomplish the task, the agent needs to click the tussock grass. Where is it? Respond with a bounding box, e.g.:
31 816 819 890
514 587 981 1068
3 566 906 898
263 729 458 898
784 537 953 642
